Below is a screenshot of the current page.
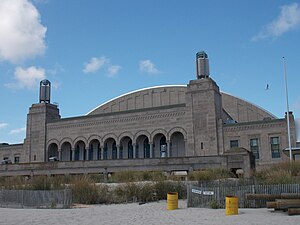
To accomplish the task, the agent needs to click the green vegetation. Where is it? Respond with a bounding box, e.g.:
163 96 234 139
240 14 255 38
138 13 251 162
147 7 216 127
254 161 300 184
1 162 299 204
188 168 234 181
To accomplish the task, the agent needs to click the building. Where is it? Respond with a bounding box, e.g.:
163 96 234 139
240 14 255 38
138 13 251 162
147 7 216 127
0 51 297 177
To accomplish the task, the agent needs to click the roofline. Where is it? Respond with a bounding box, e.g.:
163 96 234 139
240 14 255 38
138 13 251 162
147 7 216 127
85 84 187 115
221 91 278 119
86 85 278 120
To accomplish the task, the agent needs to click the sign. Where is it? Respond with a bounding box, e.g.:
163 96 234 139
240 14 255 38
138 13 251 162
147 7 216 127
191 189 202 195
191 189 214 196
202 191 214 196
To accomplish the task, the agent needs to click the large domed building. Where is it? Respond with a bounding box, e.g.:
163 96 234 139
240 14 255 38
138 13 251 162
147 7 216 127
0 52 297 177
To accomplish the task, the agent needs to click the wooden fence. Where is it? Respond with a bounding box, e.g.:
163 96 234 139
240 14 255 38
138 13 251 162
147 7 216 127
187 180 300 208
0 189 72 209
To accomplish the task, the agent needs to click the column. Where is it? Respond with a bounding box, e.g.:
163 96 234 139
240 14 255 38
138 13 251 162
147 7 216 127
167 140 171 157
117 145 120 159
58 149 61 161
86 148 89 161
133 144 136 159
101 145 105 160
149 142 153 158
71 148 75 161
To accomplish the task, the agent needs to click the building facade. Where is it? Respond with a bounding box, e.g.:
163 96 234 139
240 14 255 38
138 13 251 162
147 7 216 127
0 51 297 176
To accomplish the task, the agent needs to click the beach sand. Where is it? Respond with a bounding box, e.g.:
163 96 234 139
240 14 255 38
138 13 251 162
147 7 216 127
0 200 298 225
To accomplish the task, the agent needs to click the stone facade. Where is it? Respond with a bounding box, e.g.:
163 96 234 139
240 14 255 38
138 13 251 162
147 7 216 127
0 52 296 176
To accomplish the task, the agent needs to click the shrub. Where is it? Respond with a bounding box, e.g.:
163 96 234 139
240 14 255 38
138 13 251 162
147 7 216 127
29 176 52 190
138 183 155 203
254 161 300 184
154 181 186 200
188 169 233 181
71 175 99 204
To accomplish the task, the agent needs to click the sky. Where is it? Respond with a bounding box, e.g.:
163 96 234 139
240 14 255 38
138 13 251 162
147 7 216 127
0 0 300 144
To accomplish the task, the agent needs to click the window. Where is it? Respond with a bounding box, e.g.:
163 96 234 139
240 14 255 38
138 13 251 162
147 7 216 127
230 140 239 149
14 156 20 163
270 137 280 158
250 138 260 159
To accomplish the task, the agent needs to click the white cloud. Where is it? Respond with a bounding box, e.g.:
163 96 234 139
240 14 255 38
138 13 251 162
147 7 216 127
9 127 26 135
0 0 47 63
83 56 121 77
252 3 300 41
0 123 8 129
83 57 108 73
139 60 160 74
5 66 46 89
107 65 121 77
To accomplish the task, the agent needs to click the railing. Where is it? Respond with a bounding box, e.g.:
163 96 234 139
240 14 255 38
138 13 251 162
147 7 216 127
0 189 72 209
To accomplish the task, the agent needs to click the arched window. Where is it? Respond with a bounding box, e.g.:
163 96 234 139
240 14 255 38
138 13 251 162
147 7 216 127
75 145 80 161
103 143 108 160
120 145 123 159
128 140 133 159
144 138 150 158
160 136 167 158
112 141 117 159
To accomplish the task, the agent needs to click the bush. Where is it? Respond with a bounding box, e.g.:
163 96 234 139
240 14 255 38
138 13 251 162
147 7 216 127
29 176 52 190
154 181 186 200
188 168 233 181
254 161 300 184
71 175 99 204
138 183 155 203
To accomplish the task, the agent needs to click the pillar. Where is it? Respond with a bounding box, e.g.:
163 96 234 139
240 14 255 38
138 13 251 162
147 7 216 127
149 142 153 158
117 145 120 159
167 140 171 157
58 149 61 161
101 145 105 160
71 148 75 161
86 148 89 161
133 144 136 159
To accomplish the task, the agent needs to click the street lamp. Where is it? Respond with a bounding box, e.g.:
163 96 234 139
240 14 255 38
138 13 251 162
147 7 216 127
283 57 293 161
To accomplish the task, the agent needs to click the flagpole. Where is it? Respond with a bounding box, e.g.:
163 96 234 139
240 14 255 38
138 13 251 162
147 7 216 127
283 57 292 161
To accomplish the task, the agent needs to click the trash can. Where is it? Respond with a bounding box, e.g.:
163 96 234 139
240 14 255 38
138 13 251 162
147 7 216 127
225 196 238 215
167 192 178 210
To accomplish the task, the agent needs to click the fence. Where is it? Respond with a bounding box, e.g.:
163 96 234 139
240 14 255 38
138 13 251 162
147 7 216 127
0 189 72 209
187 180 300 208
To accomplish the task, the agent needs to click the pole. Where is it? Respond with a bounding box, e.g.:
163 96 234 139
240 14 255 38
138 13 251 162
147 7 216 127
283 57 293 161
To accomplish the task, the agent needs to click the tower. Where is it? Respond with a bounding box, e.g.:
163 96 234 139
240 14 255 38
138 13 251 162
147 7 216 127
196 51 210 79
23 80 60 162
39 79 51 103
186 51 224 156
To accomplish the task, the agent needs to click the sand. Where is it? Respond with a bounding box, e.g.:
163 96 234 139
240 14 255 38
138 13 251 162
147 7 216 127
0 200 298 225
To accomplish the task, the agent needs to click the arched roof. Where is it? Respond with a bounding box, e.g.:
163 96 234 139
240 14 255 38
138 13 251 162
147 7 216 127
86 85 277 122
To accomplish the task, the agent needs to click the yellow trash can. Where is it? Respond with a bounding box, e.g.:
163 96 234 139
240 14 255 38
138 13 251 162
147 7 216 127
167 192 178 210
225 196 238 215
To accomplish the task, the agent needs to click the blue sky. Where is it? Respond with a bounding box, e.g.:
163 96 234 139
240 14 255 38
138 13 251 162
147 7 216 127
1 0 300 144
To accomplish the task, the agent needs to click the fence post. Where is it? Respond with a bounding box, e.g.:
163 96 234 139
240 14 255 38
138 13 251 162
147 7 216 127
22 189 24 208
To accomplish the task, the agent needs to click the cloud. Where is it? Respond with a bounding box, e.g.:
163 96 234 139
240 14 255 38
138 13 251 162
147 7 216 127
292 97 300 114
83 56 121 77
0 0 47 63
139 60 160 74
0 123 8 129
9 127 26 135
83 57 109 73
252 3 300 41
5 66 46 89
107 65 121 77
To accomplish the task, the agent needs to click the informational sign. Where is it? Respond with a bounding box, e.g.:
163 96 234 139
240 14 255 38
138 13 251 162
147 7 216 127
202 191 214 196
191 189 202 195
191 188 214 196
